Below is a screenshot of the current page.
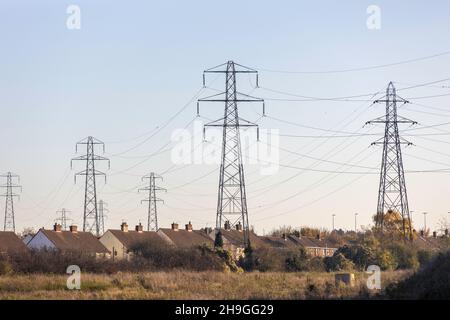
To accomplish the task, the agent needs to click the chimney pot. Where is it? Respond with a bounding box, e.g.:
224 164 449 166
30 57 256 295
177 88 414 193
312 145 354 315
69 225 78 233
53 223 62 232
420 230 424 237
236 222 243 232
224 221 231 231
171 222 179 231
185 221 193 232
121 222 129 232
316 233 321 240
433 231 437 238
135 223 143 233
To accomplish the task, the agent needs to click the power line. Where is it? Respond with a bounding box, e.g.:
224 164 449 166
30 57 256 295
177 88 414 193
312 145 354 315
250 50 450 74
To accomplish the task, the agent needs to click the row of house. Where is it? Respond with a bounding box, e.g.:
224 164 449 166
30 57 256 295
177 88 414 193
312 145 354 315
0 221 340 259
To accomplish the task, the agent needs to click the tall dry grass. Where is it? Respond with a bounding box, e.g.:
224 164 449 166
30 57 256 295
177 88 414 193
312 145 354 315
0 270 410 300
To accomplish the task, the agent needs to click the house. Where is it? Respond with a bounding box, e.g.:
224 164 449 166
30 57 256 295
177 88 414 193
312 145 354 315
259 234 337 257
22 234 34 245
158 222 214 248
0 231 28 255
27 223 110 257
413 230 449 251
100 222 164 260
209 222 266 259
288 235 337 257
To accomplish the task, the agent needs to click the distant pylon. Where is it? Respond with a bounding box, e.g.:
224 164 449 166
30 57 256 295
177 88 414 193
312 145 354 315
56 208 71 230
98 200 108 235
366 82 416 239
71 136 110 236
197 61 265 249
139 173 166 231
1 172 22 232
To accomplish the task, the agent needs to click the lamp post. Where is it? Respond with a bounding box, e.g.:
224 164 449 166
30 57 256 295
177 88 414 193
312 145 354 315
332 214 336 231
422 212 428 232
354 213 358 232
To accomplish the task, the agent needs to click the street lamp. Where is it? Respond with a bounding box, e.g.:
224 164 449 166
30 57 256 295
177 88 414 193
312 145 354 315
332 214 336 231
355 213 358 232
422 212 428 232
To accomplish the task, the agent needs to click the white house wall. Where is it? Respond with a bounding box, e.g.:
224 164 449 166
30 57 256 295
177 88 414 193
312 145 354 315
27 230 55 250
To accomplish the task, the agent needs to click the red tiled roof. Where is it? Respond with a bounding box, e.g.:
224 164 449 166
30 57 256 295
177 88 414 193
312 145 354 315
159 229 214 248
40 229 109 254
0 231 28 253
109 229 164 248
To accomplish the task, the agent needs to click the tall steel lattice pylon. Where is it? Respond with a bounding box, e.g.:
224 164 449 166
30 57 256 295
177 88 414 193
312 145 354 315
98 200 108 235
198 61 265 249
139 173 166 231
366 82 416 239
1 172 22 232
71 136 110 236
56 208 71 230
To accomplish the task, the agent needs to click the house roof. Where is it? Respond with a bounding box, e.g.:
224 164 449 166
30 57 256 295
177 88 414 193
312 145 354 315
0 231 28 253
413 235 447 251
287 235 337 249
108 229 163 248
259 236 299 248
39 229 109 254
158 229 214 248
220 230 266 248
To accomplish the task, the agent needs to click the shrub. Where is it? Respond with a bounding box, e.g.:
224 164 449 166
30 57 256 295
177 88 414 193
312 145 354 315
324 253 355 272
387 244 419 270
335 245 377 270
385 251 450 299
376 249 397 270
417 250 434 267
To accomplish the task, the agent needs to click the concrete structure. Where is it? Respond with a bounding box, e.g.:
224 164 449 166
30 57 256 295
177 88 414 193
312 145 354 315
27 223 109 257
100 222 163 260
0 231 28 254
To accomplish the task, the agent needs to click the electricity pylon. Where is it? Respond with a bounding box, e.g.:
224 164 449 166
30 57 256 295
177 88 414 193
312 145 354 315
1 172 22 232
56 208 72 230
139 173 166 231
71 136 110 236
366 82 416 240
197 61 265 249
98 200 108 235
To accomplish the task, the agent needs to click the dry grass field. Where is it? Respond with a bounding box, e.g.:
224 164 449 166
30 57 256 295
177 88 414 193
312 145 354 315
0 270 410 300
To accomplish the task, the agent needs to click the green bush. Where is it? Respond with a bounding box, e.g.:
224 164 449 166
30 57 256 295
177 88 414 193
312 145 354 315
324 253 355 271
376 249 398 270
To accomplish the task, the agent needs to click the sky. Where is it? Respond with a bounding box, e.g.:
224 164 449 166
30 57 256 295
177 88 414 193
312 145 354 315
1 0 450 234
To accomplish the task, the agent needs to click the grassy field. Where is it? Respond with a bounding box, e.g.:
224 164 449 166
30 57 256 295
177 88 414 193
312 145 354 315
0 270 410 299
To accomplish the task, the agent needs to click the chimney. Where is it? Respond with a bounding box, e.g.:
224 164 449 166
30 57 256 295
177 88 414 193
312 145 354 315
420 230 424 237
316 233 321 240
236 222 242 232
69 225 78 233
53 223 62 232
171 222 179 231
135 223 143 233
282 233 287 241
185 221 193 232
121 222 129 232
445 229 449 237
224 221 231 231
433 231 437 238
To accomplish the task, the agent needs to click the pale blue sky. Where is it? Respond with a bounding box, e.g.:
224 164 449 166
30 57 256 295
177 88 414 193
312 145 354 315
1 0 450 234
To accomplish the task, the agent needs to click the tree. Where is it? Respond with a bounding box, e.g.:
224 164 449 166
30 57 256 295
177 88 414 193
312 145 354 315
214 231 223 248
